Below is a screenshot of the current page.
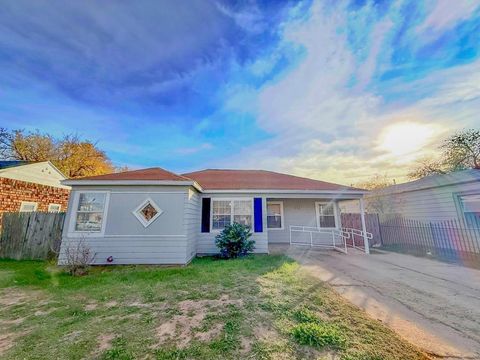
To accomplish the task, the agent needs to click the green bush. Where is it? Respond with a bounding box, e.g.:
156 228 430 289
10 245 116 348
215 223 255 259
291 322 346 349
293 308 321 324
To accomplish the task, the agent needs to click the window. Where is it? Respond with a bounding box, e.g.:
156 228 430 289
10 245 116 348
133 198 163 227
460 195 480 227
316 202 336 228
74 193 106 232
48 204 61 213
267 201 283 229
212 199 252 230
20 201 38 212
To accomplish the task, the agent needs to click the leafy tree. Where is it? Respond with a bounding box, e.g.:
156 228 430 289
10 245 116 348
409 129 480 179
0 128 115 178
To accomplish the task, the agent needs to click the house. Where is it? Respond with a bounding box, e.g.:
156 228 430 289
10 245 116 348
59 167 368 265
0 161 70 221
364 170 480 226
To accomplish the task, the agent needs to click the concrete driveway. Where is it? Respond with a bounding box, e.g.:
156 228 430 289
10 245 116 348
272 245 480 359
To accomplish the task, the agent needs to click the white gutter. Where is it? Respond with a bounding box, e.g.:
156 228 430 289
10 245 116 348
61 180 365 196
201 189 367 195
61 179 204 192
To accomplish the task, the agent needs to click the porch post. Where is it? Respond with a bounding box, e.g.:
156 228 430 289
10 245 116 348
359 197 370 254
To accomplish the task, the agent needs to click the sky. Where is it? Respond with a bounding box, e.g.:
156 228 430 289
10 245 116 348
1 0 479 185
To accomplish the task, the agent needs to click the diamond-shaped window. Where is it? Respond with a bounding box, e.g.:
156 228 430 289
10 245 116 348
133 199 163 227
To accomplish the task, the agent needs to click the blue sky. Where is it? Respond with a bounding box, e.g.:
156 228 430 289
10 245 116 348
1 0 479 184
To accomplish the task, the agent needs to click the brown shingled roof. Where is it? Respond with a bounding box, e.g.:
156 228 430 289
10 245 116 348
79 167 191 181
182 169 359 191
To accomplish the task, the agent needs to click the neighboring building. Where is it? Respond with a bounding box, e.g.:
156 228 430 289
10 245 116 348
365 170 480 226
59 167 368 265
0 161 70 221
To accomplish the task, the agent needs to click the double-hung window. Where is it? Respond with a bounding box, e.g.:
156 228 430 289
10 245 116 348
212 199 252 230
20 201 38 212
74 193 107 232
267 201 283 229
316 202 336 228
48 204 61 213
460 194 480 227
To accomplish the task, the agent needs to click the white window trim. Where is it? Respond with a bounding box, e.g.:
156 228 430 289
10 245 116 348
20 201 38 212
132 197 163 228
266 201 284 230
315 201 338 229
210 197 254 232
48 203 62 213
68 191 110 238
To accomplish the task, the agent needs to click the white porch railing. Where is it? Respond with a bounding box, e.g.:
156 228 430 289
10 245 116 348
289 225 349 254
342 227 373 253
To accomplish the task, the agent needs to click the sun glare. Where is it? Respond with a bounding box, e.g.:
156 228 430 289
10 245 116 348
377 122 441 158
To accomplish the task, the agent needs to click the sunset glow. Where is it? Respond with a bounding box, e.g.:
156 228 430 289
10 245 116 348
377 122 443 157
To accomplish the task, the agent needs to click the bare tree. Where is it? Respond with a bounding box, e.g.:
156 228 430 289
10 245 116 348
408 129 480 179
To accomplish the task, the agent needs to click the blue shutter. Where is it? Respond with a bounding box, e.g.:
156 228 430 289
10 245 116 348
201 198 211 233
254 197 263 232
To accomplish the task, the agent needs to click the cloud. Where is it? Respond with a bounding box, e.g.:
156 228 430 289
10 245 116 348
216 0 480 185
417 0 480 33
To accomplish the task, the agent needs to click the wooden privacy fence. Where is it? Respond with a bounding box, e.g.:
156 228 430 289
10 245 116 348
341 213 381 247
0 212 66 260
379 216 480 265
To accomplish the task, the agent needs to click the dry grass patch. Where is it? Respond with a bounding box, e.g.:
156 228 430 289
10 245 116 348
0 256 428 360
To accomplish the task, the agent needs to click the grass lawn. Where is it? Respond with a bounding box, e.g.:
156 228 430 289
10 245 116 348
0 255 427 360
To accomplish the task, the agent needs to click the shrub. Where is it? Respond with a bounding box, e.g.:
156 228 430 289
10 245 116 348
215 223 255 259
291 322 346 349
63 237 95 276
293 308 321 324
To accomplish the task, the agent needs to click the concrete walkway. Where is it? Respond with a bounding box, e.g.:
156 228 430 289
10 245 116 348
272 245 480 359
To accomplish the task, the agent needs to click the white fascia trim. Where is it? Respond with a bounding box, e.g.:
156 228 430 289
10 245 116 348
46 161 68 180
202 189 367 195
62 179 203 191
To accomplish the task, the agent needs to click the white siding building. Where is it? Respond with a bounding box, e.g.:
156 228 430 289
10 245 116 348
60 167 368 265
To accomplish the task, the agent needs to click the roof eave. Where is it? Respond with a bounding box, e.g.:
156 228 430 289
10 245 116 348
61 179 203 191
201 188 367 195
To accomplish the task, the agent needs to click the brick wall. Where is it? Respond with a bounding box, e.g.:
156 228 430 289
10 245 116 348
0 177 70 221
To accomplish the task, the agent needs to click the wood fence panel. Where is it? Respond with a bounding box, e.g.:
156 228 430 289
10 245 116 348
340 213 381 246
0 212 66 260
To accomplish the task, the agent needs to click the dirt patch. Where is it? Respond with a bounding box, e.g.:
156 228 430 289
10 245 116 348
0 332 16 356
97 333 115 351
129 301 153 309
0 289 40 307
0 330 28 356
0 317 25 326
155 295 243 348
105 301 118 308
85 303 98 311
34 309 55 317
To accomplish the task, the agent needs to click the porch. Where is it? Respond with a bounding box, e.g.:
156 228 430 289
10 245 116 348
265 197 371 254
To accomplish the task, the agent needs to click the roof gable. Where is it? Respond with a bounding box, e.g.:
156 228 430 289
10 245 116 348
0 161 68 189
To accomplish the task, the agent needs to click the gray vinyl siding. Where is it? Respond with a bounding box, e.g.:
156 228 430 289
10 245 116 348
59 185 192 265
184 189 200 263
368 181 480 222
196 193 269 254
267 198 342 245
